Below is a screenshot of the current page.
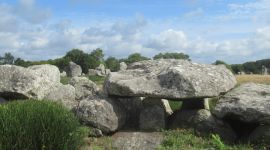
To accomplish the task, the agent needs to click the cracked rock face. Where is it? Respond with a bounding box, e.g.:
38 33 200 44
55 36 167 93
213 83 270 123
104 59 236 100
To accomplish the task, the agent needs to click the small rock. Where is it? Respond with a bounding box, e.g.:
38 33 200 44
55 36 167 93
119 62 127 71
69 77 98 100
65 62 82 77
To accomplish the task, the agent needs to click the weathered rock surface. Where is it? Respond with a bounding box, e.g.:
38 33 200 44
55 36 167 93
88 128 103 137
28 64 60 83
139 105 166 131
60 71 67 77
69 77 98 100
0 65 57 100
112 132 164 150
65 62 82 77
116 97 143 129
75 96 126 133
119 62 127 71
142 98 173 116
213 83 270 123
44 84 76 110
249 125 270 145
105 59 236 99
96 64 106 76
170 109 237 142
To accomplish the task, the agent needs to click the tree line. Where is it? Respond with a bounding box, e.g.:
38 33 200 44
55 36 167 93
1 49 268 74
0 49 190 73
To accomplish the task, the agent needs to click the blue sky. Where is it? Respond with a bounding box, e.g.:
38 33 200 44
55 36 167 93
0 0 270 64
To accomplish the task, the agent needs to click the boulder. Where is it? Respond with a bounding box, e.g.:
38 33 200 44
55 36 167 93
75 96 126 133
104 59 236 99
28 64 61 83
139 105 166 131
96 64 106 76
69 77 98 100
88 69 96 76
0 65 57 100
65 62 82 77
105 69 111 75
112 132 164 150
170 109 237 142
249 125 270 145
44 84 76 110
119 62 127 71
60 71 67 77
213 83 270 123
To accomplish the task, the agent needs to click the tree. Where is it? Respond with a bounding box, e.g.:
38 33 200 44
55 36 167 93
153 52 190 60
14 58 31 67
88 48 105 69
64 49 91 73
105 57 120 72
0 52 15 64
125 53 150 64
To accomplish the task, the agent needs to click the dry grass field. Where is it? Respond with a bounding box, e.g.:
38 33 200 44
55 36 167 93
236 75 270 85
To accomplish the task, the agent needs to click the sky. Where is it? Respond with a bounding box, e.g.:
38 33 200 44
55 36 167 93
0 0 270 64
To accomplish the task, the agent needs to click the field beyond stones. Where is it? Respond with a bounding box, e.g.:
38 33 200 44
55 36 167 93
236 75 270 85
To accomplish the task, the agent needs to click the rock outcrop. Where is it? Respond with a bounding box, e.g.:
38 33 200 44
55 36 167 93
28 64 61 83
119 62 127 71
105 59 236 100
65 62 82 77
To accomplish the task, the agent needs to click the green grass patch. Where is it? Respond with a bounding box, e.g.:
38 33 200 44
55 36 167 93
60 76 71 85
88 75 106 85
0 100 87 150
158 129 253 150
169 101 182 112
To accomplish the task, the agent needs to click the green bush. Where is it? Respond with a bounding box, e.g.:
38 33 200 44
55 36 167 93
0 100 86 150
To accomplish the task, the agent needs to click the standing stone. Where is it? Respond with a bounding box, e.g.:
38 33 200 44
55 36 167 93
120 62 127 71
142 98 173 116
96 64 106 76
105 69 111 75
69 77 99 100
105 59 236 99
75 96 126 133
262 65 268 75
65 62 82 77
213 83 270 124
139 105 166 131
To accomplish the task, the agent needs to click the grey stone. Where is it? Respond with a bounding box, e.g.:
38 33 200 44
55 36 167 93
44 84 77 110
119 62 127 71
65 62 82 77
69 77 99 100
88 128 103 137
60 71 67 77
112 132 164 150
170 109 237 142
139 105 166 131
28 64 61 83
249 125 270 145
75 96 126 133
88 69 96 76
104 59 236 99
213 83 270 123
0 65 57 100
105 69 111 75
142 98 173 116
96 64 106 76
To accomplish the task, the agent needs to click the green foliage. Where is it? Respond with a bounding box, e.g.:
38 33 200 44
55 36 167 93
0 52 15 64
0 100 86 150
124 53 150 64
88 75 106 85
231 64 244 74
169 101 182 112
213 60 233 72
153 52 190 60
158 129 252 150
105 57 120 72
60 76 71 85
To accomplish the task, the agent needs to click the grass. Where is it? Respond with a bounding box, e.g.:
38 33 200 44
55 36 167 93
236 75 270 85
60 76 71 85
158 129 253 150
168 101 182 112
60 75 106 85
80 136 113 150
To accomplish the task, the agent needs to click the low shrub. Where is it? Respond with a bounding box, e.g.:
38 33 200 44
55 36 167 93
0 100 86 150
